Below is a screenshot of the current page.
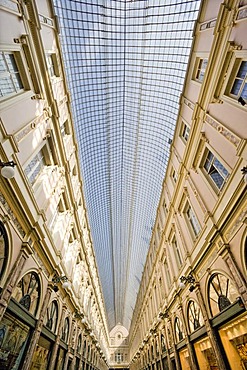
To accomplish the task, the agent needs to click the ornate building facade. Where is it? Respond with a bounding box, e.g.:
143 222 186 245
0 0 246 370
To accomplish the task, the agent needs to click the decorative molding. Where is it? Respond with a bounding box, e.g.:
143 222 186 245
199 18 217 31
236 6 247 21
205 114 240 147
39 13 54 27
183 97 195 110
0 193 25 238
192 132 208 171
228 41 242 51
225 207 247 241
186 176 207 215
197 249 218 278
14 111 50 143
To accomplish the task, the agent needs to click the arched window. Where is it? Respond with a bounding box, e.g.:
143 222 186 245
187 300 203 332
244 236 247 273
46 300 58 332
61 317 70 342
77 333 82 353
174 317 184 342
167 327 172 348
12 271 41 316
208 272 239 316
83 339 87 356
0 222 9 281
161 334 166 352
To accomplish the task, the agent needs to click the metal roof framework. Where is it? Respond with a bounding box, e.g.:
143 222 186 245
54 0 201 330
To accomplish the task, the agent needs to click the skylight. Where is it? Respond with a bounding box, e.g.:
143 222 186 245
54 0 201 330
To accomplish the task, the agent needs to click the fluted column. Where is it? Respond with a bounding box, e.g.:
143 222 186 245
168 317 182 370
195 284 229 370
161 325 173 370
71 320 79 369
63 318 76 369
0 241 32 320
178 304 198 369
22 284 53 370
49 304 67 370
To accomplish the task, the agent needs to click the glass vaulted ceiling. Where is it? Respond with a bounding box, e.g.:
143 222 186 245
54 0 201 330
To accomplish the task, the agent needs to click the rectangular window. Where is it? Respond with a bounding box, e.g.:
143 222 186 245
164 261 171 287
0 51 24 98
185 204 201 237
46 54 59 77
195 58 208 82
172 236 182 267
203 150 229 190
115 353 123 363
24 149 45 185
229 60 247 102
171 168 177 184
180 121 190 142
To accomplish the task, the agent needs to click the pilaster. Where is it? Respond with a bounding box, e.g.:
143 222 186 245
22 284 53 370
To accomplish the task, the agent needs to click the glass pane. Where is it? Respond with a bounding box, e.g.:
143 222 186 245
12 73 23 90
230 79 242 96
53 0 201 330
210 171 224 188
5 54 18 72
237 61 247 78
0 52 6 72
0 313 30 370
242 83 247 99
214 158 228 178
0 76 14 97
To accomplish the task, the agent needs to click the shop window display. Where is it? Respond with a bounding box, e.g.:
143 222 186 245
30 335 51 370
194 337 219 370
0 313 30 369
179 348 190 370
219 313 247 370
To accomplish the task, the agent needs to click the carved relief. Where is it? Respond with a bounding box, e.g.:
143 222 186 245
205 114 240 147
0 194 25 238
15 111 50 143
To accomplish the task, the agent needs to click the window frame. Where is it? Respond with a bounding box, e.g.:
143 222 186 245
179 120 190 143
12 271 41 316
0 46 31 104
24 139 56 186
201 147 229 192
46 52 60 78
184 201 201 239
45 300 58 333
222 50 247 107
171 235 183 268
225 53 247 104
192 56 208 83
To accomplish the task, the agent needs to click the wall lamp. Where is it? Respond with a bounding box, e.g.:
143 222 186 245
158 311 169 320
241 166 247 184
52 275 70 290
74 310 84 319
179 273 196 291
0 160 16 179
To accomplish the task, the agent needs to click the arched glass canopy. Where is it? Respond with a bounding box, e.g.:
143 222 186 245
54 0 201 330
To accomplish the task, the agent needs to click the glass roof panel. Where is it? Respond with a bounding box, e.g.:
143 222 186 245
54 0 201 330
